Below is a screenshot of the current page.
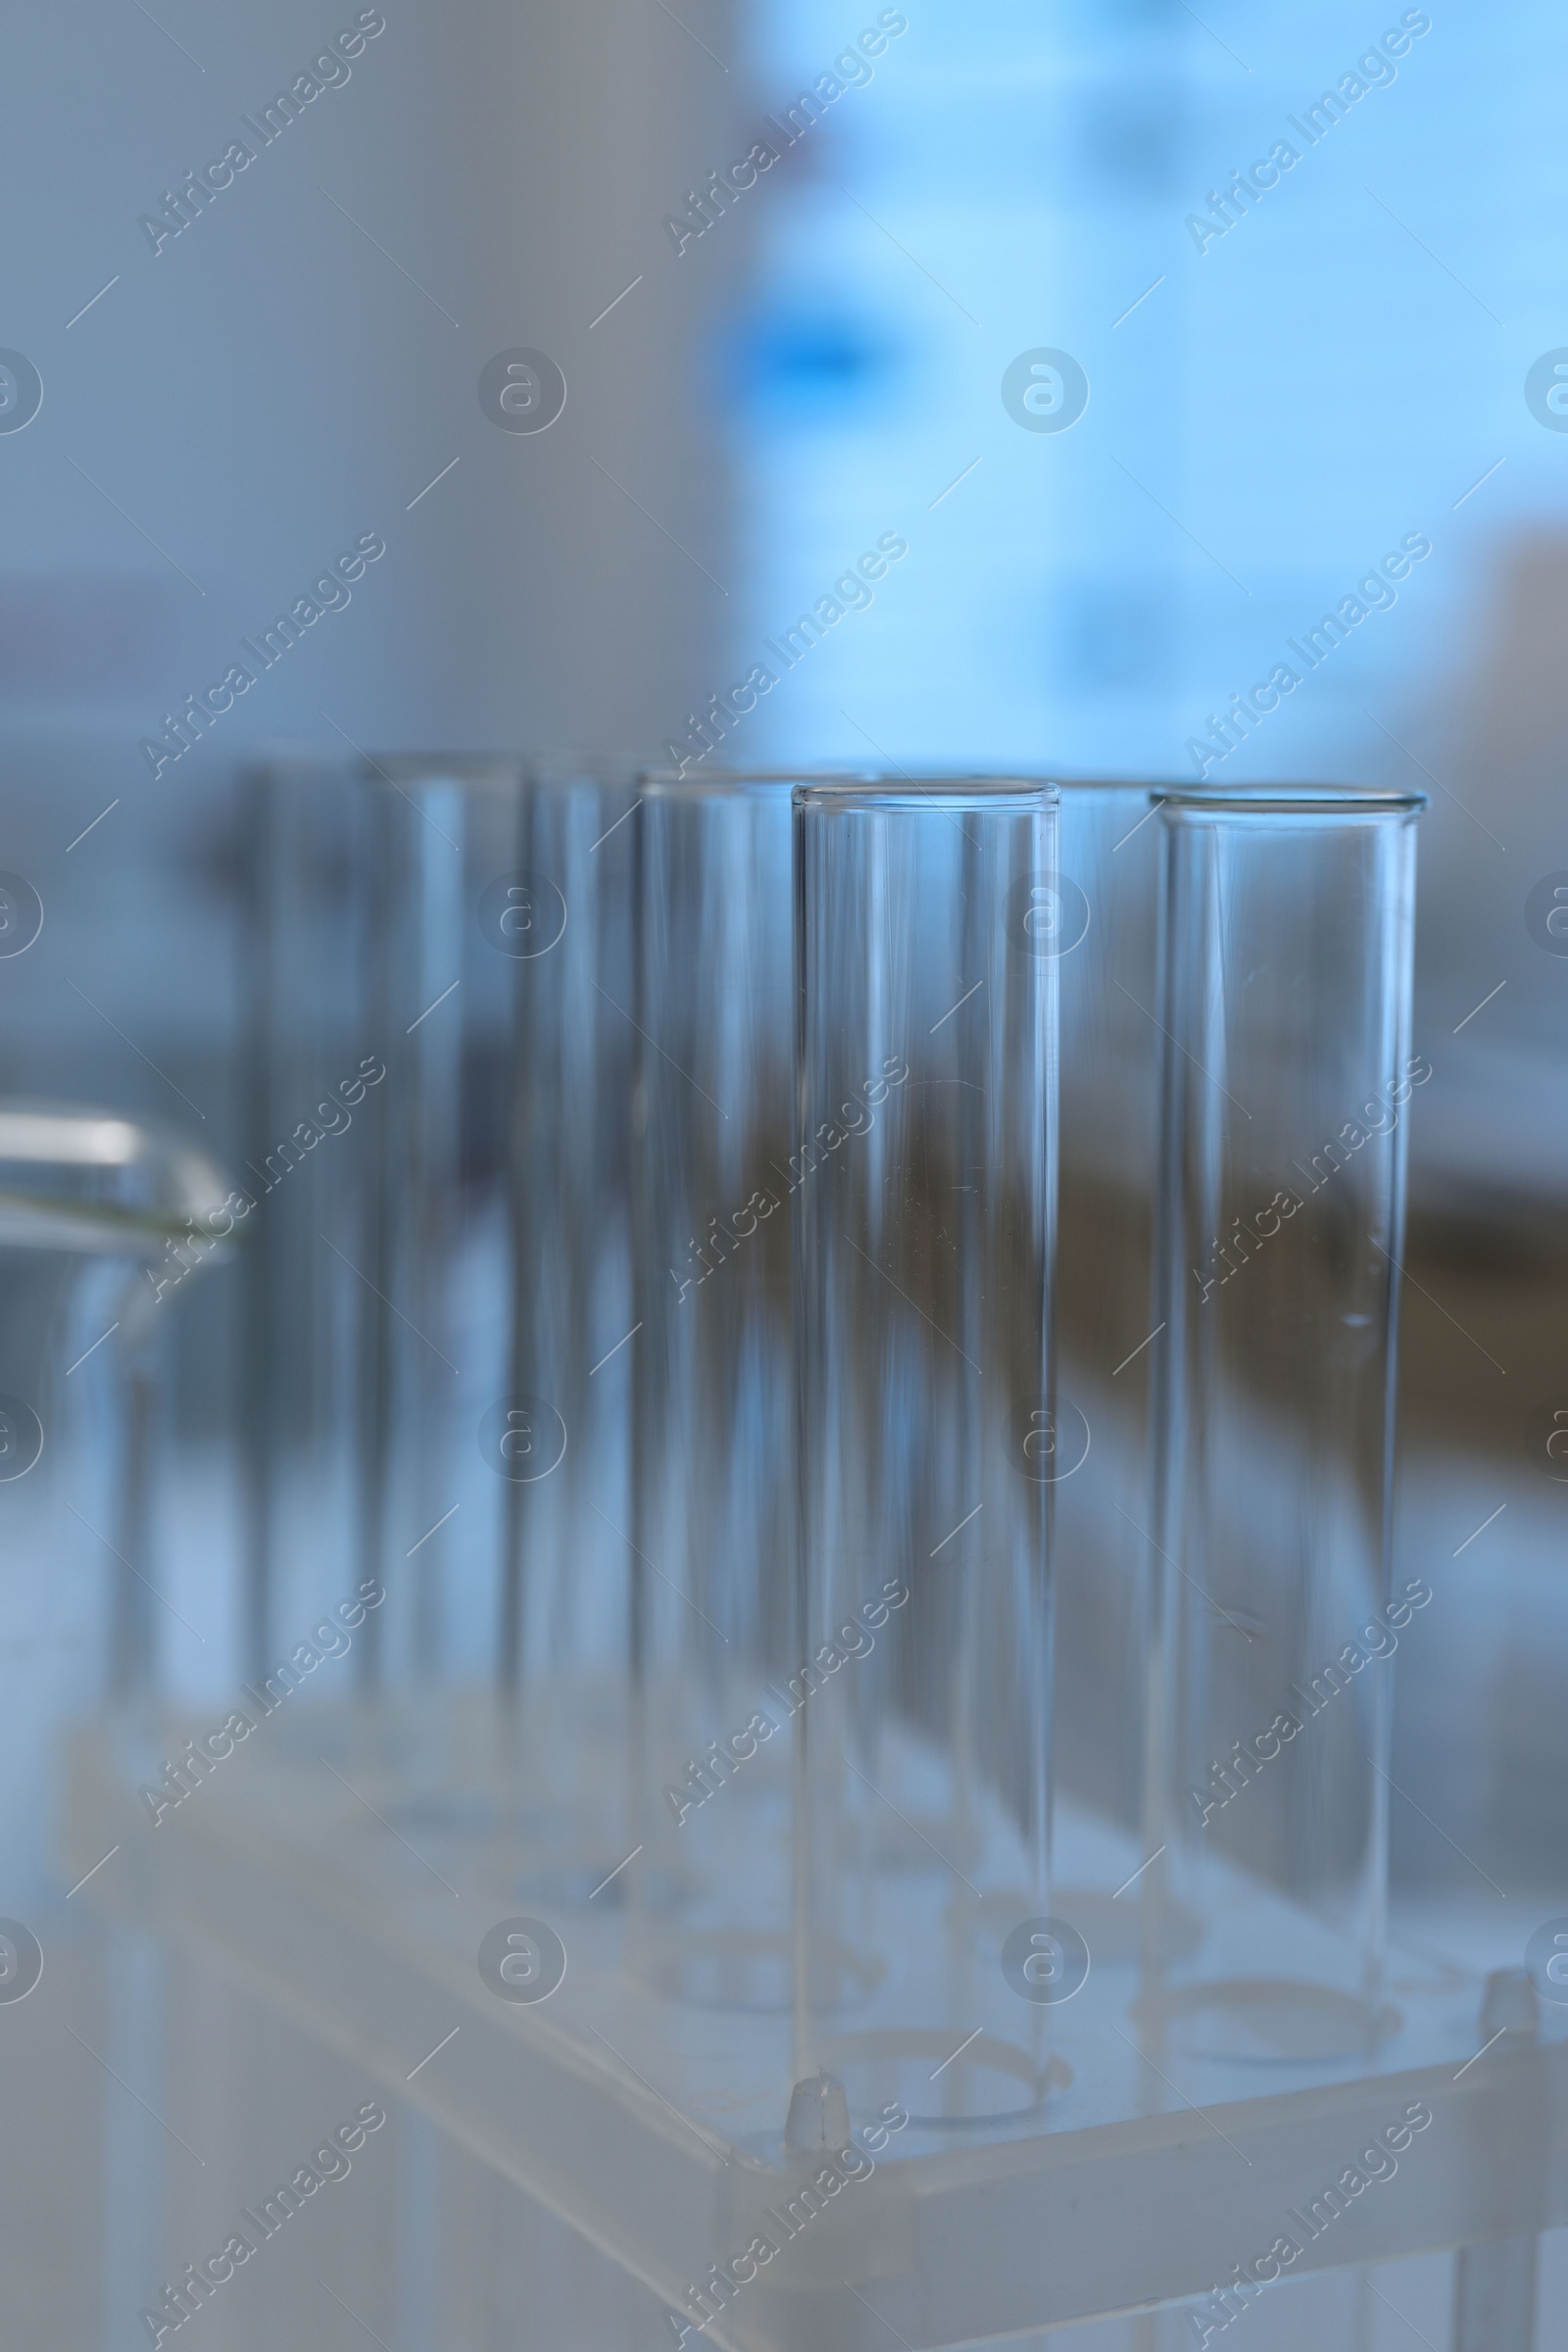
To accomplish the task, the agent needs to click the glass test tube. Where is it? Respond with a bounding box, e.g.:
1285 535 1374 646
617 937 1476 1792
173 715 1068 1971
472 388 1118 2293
0 1106 230 1888
626 771 866 2007
498 760 640 1900
270 752 529 2352
240 760 367 1680
353 757 525 1708
1142 784 1425 2063
1046 781 1165 1956
792 777 1058 2130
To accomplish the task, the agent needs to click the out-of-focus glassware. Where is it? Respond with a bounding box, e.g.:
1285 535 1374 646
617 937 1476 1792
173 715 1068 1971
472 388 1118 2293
497 759 641 1900
350 755 526 1704
239 759 367 1683
625 770 872 2007
244 755 643 1894
790 776 1059 2130
1141 783 1425 2062
0 1104 231 2352
243 754 529 1815
0 1102 230 1885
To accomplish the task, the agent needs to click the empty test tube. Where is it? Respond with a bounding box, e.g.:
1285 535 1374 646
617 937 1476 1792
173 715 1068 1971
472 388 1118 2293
1142 783 1425 2062
791 776 1059 2129
1046 780 1165 1951
497 760 641 1896
625 772 801 2001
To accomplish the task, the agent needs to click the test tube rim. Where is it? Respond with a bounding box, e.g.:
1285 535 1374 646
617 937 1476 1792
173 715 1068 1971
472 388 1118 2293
636 766 877 798
831 771 1169 823
1028 773 1175 793
792 776 1060 813
1154 781 1427 818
